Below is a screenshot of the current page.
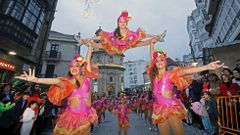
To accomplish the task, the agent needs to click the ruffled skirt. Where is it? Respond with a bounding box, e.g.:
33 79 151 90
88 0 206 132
54 107 98 135
152 99 187 124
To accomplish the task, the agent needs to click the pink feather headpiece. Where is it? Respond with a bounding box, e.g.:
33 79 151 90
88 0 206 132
69 54 86 66
117 11 131 25
146 49 167 75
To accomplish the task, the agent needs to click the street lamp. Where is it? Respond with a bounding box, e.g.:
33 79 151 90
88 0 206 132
8 51 17 55
74 32 82 54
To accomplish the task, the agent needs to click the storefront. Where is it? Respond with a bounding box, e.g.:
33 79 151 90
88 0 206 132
0 58 16 83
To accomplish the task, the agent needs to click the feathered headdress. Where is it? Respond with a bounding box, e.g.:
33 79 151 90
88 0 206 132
146 49 167 75
117 10 132 24
69 54 86 66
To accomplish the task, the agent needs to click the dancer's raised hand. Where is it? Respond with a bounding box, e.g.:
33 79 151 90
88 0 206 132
206 60 227 70
15 68 38 82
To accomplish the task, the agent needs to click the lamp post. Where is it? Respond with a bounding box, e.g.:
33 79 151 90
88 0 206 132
76 32 82 54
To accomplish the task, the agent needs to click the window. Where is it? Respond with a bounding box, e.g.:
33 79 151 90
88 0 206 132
109 56 113 63
50 44 59 58
50 44 59 51
109 76 113 82
121 76 124 83
5 0 45 34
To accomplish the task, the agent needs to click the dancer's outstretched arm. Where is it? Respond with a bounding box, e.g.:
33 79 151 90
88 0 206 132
86 44 92 72
177 61 226 77
15 68 64 88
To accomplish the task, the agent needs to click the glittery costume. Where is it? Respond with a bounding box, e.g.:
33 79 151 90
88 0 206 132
46 54 99 135
114 103 131 130
98 11 146 54
147 50 192 124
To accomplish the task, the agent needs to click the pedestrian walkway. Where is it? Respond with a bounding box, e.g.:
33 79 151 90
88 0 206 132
93 111 204 135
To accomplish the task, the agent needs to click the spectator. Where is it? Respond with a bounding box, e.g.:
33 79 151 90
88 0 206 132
20 101 38 135
235 59 240 71
200 92 214 134
0 94 15 118
0 83 14 102
35 99 56 135
220 74 240 96
189 80 203 102
203 91 218 134
232 68 240 86
0 91 31 134
208 73 221 96
222 68 233 79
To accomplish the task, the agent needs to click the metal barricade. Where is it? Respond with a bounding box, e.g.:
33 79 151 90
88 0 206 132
217 96 240 135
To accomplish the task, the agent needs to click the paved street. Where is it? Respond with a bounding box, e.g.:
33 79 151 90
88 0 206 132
92 111 205 135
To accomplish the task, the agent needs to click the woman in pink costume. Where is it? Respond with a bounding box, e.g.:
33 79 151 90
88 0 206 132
74 11 166 55
15 45 98 135
113 94 131 135
147 42 226 135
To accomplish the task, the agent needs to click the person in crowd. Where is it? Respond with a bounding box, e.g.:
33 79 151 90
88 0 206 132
220 74 240 96
0 83 14 102
232 68 240 86
222 68 233 79
0 91 31 135
203 91 218 134
20 101 38 135
0 94 15 118
235 59 240 71
207 73 221 96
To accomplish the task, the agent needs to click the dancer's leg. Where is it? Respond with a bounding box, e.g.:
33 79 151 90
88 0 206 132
74 35 103 49
124 128 128 135
168 116 184 135
158 120 170 135
84 126 91 135
136 30 167 47
144 110 148 125
148 111 153 130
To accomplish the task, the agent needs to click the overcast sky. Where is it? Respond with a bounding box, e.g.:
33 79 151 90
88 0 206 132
51 0 196 61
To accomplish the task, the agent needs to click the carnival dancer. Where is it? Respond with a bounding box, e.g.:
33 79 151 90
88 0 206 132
147 41 226 135
74 11 166 55
113 94 131 135
15 44 98 135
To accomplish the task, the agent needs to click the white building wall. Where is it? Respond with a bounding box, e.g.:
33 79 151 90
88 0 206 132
124 60 147 88
41 31 79 77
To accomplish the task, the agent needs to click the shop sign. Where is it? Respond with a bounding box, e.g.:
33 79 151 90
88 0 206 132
0 59 16 71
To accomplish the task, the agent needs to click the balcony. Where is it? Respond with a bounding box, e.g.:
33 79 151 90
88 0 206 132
0 15 38 49
45 51 61 61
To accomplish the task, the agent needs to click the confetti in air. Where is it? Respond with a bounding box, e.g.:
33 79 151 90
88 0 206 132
83 0 101 17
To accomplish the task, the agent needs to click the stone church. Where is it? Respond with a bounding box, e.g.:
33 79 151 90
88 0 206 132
91 27 125 96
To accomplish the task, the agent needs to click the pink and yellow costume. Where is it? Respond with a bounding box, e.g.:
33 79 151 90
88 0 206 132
114 103 131 130
148 50 192 124
98 11 146 54
46 55 98 135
